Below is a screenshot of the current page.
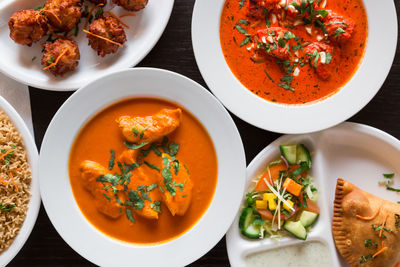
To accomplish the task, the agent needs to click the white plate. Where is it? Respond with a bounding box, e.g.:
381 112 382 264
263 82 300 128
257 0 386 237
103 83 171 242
192 0 397 134
0 96 40 266
0 0 174 91
226 122 400 267
39 68 246 266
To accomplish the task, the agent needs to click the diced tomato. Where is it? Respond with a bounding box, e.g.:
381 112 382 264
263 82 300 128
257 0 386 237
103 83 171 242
299 192 320 214
255 163 288 191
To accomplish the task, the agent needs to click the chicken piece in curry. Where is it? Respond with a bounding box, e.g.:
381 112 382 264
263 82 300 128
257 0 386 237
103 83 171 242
116 108 182 144
79 108 195 224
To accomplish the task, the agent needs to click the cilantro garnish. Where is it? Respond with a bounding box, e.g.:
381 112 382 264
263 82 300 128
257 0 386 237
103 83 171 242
334 28 346 38
125 209 135 223
359 255 373 264
108 149 115 170
147 184 158 191
1 145 16 165
278 83 294 91
238 19 249 25
97 174 120 185
284 31 296 40
144 161 160 172
151 201 162 213
383 173 395 179
102 193 111 202
264 70 275 83
124 141 149 150
239 0 246 9
0 203 16 212
386 186 400 192
364 239 378 249
169 142 180 157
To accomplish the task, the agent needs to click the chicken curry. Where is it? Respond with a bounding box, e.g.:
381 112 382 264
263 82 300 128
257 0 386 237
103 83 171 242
69 98 218 244
220 0 368 104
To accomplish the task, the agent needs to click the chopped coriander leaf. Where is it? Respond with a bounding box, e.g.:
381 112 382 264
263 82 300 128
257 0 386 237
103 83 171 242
132 128 139 137
278 38 286 48
364 239 378 248
0 203 16 212
383 173 395 179
128 189 145 210
312 9 328 18
395 214 400 228
183 165 190 175
292 43 301 52
97 174 120 185
161 136 169 153
386 186 400 192
172 180 186 191
238 19 249 25
173 159 180 175
359 255 373 264
239 0 246 9
168 142 180 156
144 161 160 172
182 194 187 198
334 28 346 38
313 52 320 68
280 75 293 84
151 201 162 213
240 36 251 47
115 194 123 205
284 31 296 40
325 53 333 64
159 185 165 193
263 8 270 28
95 7 103 19
326 21 346 26
108 149 115 170
139 127 148 140
150 143 162 156
147 184 158 191
235 25 248 35
48 56 54 64
102 193 111 202
161 156 176 195
125 208 135 223
124 141 149 150
315 19 327 34
278 83 294 91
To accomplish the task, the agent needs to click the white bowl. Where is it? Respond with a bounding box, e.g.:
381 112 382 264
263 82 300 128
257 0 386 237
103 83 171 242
192 0 398 134
0 96 40 266
0 0 174 91
39 68 246 266
226 122 400 266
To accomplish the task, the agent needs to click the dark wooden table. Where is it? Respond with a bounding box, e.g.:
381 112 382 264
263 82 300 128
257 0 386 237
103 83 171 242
8 0 400 266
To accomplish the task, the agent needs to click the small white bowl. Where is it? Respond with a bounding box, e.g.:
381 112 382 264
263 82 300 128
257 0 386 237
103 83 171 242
39 68 246 266
0 0 174 91
192 0 398 134
0 96 40 266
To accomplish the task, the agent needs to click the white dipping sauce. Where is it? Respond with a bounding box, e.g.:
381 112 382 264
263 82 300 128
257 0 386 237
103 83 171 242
245 241 332 267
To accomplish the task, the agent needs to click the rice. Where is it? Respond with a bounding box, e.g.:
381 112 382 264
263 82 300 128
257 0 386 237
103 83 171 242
0 109 31 253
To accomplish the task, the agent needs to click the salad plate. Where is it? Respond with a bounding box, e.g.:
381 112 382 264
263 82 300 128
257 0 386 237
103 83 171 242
227 122 400 266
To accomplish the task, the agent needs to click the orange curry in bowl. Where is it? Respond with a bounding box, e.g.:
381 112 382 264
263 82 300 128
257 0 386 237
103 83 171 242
220 0 368 104
69 98 218 244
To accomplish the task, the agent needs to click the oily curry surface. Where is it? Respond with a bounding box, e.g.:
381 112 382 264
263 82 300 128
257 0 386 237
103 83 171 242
69 98 218 244
220 0 368 104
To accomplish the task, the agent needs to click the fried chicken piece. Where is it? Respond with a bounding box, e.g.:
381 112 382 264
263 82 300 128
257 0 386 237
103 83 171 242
43 0 82 32
112 0 148 11
303 42 334 80
41 38 80 76
322 10 355 42
8 9 48 46
256 27 290 60
80 160 123 219
116 109 182 144
87 16 127 57
157 154 193 216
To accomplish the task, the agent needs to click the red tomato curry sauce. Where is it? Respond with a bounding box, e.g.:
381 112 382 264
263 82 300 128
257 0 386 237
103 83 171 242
69 98 218 244
220 0 368 104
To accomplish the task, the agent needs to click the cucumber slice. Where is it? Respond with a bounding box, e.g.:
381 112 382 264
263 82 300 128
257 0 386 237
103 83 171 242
239 207 253 231
243 223 261 239
280 145 297 165
299 210 319 228
296 144 312 168
283 221 307 240
239 207 261 239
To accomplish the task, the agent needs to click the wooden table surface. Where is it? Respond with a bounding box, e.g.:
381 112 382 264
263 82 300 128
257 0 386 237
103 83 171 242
8 0 400 265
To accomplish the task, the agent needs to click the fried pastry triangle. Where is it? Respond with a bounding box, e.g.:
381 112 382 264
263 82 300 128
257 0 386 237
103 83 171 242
333 179 400 267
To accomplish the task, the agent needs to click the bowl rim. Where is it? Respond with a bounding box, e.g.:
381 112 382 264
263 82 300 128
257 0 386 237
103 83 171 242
39 67 247 266
191 0 398 134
